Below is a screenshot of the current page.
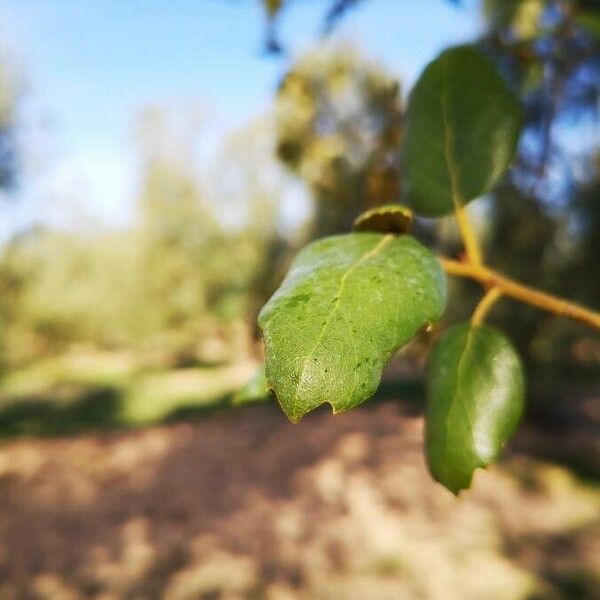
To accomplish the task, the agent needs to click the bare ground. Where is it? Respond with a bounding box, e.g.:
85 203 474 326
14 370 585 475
0 401 598 600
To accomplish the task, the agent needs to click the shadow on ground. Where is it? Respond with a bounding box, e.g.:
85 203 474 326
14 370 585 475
0 385 123 436
0 384 235 437
0 400 598 599
0 373 597 485
0 372 424 439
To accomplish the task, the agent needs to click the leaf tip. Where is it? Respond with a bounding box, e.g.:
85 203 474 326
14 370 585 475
273 394 304 424
434 473 474 496
329 403 344 416
427 455 475 495
267 387 306 423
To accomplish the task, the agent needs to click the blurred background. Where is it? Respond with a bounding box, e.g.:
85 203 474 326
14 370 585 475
0 1 598 598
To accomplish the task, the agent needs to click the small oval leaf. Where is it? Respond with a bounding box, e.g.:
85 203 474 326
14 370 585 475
353 204 414 234
259 233 447 422
232 366 271 406
425 323 525 494
402 45 521 217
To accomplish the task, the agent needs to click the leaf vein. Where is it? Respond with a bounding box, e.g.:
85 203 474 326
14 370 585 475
293 234 393 408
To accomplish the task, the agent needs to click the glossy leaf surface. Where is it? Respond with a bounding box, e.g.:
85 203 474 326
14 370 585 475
425 323 525 494
402 46 521 216
259 233 447 422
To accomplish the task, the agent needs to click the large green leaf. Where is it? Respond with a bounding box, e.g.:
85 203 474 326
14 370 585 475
425 323 525 494
402 45 521 217
259 233 447 422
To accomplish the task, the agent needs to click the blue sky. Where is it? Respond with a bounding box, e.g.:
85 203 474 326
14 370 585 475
0 0 481 234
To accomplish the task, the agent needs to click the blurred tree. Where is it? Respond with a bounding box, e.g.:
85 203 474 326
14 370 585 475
134 106 222 341
481 0 600 191
211 118 289 339
0 106 285 366
275 46 402 237
130 106 283 360
477 0 600 367
0 227 144 358
0 51 18 191
261 0 363 52
0 48 20 366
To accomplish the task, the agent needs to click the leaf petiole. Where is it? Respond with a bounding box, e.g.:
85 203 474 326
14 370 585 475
471 287 502 326
452 199 483 266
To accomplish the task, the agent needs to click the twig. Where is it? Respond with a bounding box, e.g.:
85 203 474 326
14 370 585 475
440 258 600 331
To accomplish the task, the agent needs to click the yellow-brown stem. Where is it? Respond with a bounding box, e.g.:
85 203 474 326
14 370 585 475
453 201 483 266
471 287 502 326
440 258 600 331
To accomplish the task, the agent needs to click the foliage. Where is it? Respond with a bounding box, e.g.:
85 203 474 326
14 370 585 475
263 0 600 369
1 0 598 495
425 323 525 493
232 365 270 406
480 0 600 363
0 113 281 366
259 43 600 493
261 0 363 52
275 47 402 237
259 232 446 422
402 46 521 216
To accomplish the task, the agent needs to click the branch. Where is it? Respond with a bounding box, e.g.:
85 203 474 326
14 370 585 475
471 287 502 326
440 258 600 331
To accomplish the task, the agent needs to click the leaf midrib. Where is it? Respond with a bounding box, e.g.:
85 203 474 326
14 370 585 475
292 234 394 411
440 58 463 211
438 326 476 486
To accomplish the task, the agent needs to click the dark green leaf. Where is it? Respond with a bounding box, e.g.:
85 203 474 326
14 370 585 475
402 45 521 216
425 323 525 494
259 233 447 422
353 204 413 234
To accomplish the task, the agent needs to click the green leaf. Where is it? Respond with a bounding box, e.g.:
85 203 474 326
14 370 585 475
402 45 521 217
232 366 272 406
353 204 413 234
425 323 525 494
259 233 447 422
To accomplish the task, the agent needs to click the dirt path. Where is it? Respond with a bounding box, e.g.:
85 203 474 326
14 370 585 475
0 402 598 599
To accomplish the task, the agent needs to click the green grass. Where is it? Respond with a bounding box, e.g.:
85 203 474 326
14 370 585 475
0 351 429 439
122 368 249 425
0 353 261 437
0 348 438 439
